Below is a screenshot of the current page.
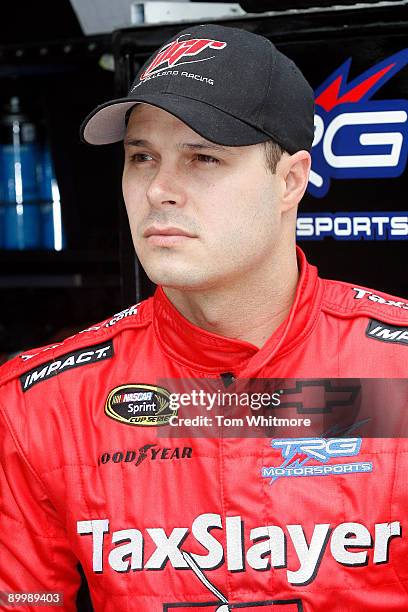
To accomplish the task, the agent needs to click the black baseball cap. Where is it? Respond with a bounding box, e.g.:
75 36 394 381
80 23 314 154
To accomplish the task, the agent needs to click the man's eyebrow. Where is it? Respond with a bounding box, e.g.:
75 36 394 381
124 138 150 147
124 137 236 154
178 141 233 153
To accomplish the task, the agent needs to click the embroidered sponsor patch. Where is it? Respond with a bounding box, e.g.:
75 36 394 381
105 384 175 426
76 513 401 586
97 444 193 467
366 319 408 345
20 341 114 392
139 36 227 82
352 287 408 310
262 437 373 484
19 305 138 361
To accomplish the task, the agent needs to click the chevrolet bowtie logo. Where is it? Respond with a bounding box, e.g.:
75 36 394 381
278 379 361 414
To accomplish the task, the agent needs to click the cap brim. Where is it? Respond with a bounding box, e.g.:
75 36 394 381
80 94 272 147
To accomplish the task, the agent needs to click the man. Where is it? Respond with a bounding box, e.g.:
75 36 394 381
1 23 408 612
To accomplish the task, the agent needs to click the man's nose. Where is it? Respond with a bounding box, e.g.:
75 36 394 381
146 163 186 208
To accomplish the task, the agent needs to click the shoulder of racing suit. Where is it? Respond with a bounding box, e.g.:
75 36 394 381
0 297 153 389
2 276 408 388
321 277 408 325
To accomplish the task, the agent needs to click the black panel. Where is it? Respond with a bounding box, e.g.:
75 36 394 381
0 0 82 45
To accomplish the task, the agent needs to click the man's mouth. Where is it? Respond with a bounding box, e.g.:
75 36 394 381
143 226 197 246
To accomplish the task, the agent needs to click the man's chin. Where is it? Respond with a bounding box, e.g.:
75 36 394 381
144 267 211 291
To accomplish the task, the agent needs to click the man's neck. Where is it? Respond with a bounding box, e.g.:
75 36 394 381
162 247 299 349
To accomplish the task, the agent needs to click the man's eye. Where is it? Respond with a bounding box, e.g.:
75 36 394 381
129 152 153 162
195 154 220 165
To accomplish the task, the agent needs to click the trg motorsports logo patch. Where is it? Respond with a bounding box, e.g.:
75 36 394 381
262 437 372 484
105 384 175 426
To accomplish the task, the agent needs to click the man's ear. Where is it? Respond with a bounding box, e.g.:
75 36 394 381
279 151 311 212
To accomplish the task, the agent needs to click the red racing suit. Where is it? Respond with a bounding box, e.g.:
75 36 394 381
1 247 408 611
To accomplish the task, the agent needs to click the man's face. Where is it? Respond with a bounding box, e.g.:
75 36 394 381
122 104 285 291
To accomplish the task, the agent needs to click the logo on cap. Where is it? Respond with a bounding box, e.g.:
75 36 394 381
140 35 227 81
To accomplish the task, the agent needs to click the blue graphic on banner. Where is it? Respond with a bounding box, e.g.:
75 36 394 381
297 211 408 241
309 49 408 198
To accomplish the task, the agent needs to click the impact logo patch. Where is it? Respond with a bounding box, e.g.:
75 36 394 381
20 341 114 392
366 319 408 346
262 437 373 484
105 384 175 426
